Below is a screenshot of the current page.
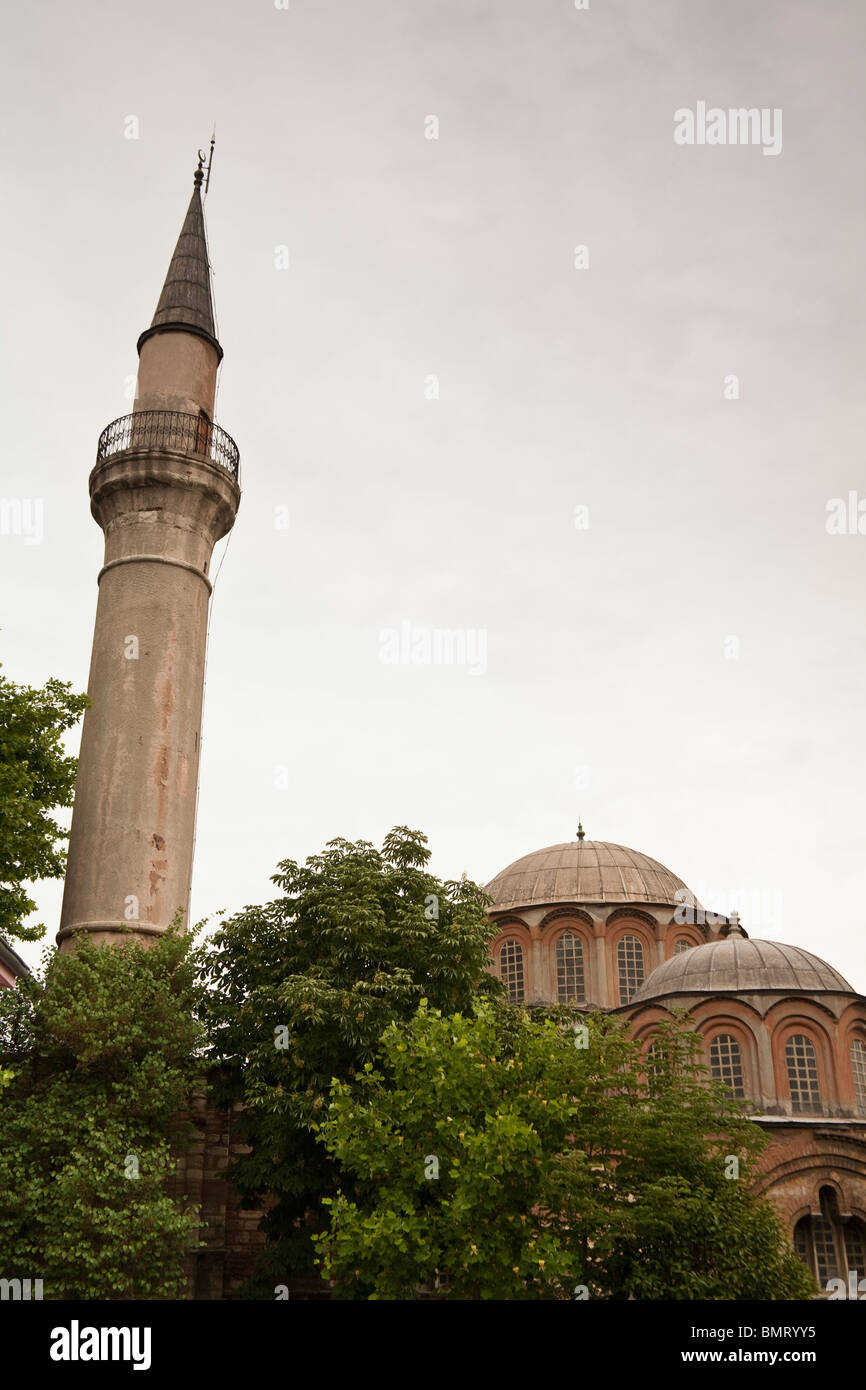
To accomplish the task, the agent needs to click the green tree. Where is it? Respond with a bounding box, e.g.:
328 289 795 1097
0 929 202 1298
588 1016 816 1300
195 827 498 1291
0 666 88 942
313 1003 815 1301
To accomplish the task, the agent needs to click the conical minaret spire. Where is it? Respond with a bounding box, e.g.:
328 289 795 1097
137 161 222 361
132 160 224 423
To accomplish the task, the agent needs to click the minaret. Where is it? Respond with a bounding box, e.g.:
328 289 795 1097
58 158 241 952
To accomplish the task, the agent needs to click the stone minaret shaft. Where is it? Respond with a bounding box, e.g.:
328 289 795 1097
58 164 240 951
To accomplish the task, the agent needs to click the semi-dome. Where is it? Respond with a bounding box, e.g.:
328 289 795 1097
630 935 855 1004
485 840 698 913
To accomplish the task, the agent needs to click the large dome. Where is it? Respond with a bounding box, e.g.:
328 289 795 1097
485 840 697 913
630 936 855 1004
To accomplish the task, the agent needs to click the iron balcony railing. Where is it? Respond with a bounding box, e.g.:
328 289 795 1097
96 410 240 481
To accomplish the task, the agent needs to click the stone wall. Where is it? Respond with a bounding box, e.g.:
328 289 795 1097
171 1088 269 1300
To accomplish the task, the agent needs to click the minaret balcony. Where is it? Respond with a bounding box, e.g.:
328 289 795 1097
96 410 240 482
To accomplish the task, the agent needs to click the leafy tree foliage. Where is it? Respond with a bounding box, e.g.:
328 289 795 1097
314 1003 815 1301
0 930 202 1298
195 827 498 1290
593 1018 815 1300
0 666 88 942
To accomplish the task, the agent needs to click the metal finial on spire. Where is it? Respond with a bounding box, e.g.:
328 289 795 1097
194 149 206 188
204 127 215 196
576 821 585 842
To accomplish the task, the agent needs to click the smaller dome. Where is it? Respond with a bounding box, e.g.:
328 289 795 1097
630 936 854 1004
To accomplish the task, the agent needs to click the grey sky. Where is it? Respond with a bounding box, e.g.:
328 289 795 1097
2 1 865 987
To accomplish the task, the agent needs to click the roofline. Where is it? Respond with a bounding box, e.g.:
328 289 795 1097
0 936 30 979
615 986 865 1013
751 1116 866 1127
488 898 711 913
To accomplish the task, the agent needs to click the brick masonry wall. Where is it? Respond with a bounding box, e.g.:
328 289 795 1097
752 1121 866 1225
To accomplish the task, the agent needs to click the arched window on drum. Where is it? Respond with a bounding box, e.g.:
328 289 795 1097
617 935 645 1005
708 1033 745 1098
850 1038 866 1117
785 1034 822 1114
555 932 585 1005
498 940 525 1005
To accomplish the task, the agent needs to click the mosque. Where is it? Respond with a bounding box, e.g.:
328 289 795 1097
485 833 866 1294
17 157 864 1297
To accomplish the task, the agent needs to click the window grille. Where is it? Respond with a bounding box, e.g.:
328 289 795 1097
556 932 585 1005
785 1034 822 1114
793 1189 866 1293
499 940 525 1004
617 935 645 1004
709 1033 745 1098
850 1038 866 1116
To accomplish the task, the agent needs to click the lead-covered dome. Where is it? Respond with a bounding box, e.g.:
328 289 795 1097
485 840 697 913
630 936 854 1003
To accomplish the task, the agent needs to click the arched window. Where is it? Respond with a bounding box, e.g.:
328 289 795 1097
673 939 692 955
617 935 645 1005
785 1034 822 1114
498 941 525 1005
709 1034 745 1098
850 1038 866 1116
794 1188 866 1292
555 933 585 1005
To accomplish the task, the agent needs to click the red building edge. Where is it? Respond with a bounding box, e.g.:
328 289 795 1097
0 936 30 989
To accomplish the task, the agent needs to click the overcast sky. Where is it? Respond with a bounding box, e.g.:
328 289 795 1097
2 0 865 988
